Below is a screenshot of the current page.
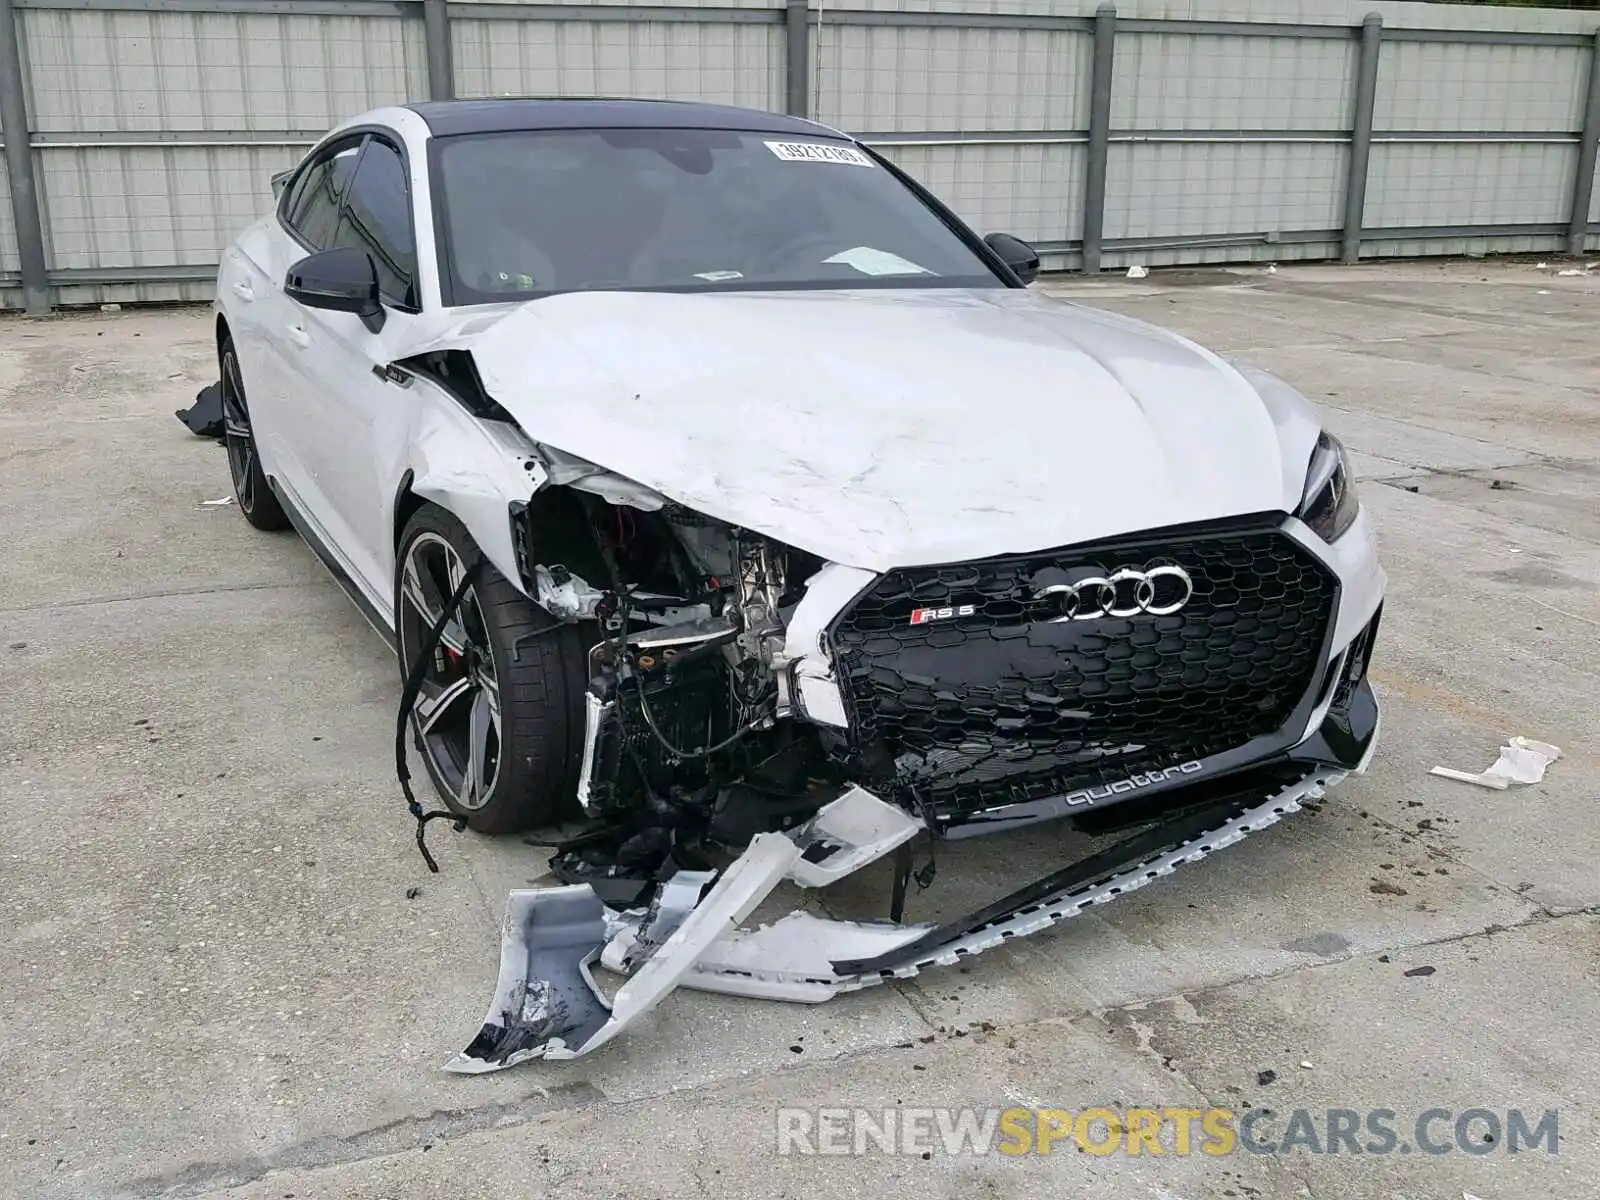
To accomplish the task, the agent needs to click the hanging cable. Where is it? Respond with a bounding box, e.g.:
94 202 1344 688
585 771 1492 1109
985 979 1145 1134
396 558 484 872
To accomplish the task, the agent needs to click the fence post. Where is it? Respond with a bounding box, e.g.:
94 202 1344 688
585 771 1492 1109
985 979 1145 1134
1341 13 1382 266
1566 29 1600 257
0 0 49 314
1081 4 1115 274
423 0 454 101
786 0 809 118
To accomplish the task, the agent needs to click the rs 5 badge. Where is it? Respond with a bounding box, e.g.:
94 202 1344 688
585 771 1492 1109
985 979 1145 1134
909 604 976 626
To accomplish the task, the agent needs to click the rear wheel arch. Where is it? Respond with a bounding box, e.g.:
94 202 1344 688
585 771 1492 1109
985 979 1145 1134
217 327 290 531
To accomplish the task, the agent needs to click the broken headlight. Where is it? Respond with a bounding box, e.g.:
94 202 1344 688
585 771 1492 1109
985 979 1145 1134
1297 431 1360 543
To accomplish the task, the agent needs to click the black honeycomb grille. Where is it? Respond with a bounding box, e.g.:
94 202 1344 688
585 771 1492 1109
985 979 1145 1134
828 519 1339 814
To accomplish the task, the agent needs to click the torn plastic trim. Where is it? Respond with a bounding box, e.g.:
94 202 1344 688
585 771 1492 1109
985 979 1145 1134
773 562 875 729
447 834 799 1072
535 443 666 511
595 785 919 974
786 784 922 888
447 766 1350 1070
449 787 924 1070
599 869 716 975
445 885 612 1074
574 691 609 815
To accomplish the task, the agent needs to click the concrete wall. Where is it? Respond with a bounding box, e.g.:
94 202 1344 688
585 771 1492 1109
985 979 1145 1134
2 0 1599 309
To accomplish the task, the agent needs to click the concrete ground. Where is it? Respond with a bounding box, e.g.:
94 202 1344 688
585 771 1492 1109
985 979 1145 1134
1 259 1596 1199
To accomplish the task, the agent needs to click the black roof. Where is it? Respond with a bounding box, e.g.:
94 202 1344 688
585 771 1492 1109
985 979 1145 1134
406 98 841 140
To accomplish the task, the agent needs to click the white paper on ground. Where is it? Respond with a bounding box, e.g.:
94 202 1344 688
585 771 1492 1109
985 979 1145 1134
1127 264 1149 279
1429 737 1562 790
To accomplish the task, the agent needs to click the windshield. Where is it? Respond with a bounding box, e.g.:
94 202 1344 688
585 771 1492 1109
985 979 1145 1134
432 127 1005 304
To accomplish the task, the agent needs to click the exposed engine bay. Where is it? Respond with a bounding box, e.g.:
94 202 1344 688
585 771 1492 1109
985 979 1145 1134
507 477 848 906
420 446 1382 1072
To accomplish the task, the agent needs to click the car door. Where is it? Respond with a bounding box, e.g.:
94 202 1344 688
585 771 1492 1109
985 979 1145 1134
279 133 425 606
251 136 365 521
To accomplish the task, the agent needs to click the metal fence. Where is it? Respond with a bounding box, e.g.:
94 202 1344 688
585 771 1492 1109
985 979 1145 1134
4 0 1600 311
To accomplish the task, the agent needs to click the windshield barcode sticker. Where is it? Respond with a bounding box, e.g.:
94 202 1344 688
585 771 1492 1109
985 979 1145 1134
764 140 874 167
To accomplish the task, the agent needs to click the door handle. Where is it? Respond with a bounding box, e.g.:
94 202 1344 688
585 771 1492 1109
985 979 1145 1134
231 280 255 302
285 323 310 348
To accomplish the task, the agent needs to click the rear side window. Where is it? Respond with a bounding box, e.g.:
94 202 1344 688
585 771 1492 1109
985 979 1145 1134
331 138 417 308
283 140 362 250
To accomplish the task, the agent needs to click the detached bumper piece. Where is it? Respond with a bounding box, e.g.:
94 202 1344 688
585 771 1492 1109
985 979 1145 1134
447 765 1351 1072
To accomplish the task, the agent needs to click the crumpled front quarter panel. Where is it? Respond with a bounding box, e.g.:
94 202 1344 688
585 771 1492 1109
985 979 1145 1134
406 392 545 596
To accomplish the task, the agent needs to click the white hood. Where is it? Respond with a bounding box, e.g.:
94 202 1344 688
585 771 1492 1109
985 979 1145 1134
422 288 1320 571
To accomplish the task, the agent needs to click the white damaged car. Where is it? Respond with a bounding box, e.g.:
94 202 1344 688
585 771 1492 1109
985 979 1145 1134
214 98 1384 1069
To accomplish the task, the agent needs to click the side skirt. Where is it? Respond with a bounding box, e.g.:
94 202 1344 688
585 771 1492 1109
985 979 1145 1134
267 475 397 655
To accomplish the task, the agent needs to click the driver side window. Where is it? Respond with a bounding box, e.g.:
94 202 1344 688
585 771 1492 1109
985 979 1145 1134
282 139 363 250
330 137 417 310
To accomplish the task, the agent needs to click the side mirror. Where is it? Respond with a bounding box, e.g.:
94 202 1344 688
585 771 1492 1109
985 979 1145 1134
984 232 1040 286
285 247 385 333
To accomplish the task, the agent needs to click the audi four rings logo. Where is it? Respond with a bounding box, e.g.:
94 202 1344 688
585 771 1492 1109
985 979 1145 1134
1033 564 1194 621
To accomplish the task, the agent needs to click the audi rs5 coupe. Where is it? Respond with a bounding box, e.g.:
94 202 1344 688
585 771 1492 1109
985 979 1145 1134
213 100 1384 1048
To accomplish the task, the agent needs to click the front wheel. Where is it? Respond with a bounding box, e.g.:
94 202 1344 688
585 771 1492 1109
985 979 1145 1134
394 504 588 832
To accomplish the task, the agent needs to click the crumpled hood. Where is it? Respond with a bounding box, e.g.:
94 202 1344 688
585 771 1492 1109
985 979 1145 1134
423 288 1316 571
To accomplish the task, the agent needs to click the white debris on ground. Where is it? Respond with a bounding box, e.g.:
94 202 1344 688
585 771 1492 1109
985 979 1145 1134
1127 264 1149 279
200 496 235 507
1429 737 1562 790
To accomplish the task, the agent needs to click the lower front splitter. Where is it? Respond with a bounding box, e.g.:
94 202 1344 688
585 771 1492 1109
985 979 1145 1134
681 762 1352 1001
447 747 1366 1070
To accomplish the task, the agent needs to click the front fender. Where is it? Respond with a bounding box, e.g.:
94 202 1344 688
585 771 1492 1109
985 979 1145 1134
405 394 547 597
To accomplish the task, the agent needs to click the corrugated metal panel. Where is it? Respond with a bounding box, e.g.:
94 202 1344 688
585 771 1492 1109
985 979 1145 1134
1113 32 1355 132
816 27 1091 133
1362 233 1565 259
21 10 427 133
1102 241 1339 269
1590 157 1600 225
1364 142 1574 228
36 145 302 269
451 19 784 112
878 142 1086 243
51 280 217 305
0 175 18 273
7 0 1600 310
1105 141 1347 240
455 0 778 7
1375 42 1586 133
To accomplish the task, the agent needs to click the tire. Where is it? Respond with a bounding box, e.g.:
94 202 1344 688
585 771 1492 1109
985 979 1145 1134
394 503 588 833
219 334 291 532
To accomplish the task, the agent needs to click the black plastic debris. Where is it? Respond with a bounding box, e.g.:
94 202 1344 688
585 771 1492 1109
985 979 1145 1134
1257 1069 1278 1086
175 381 225 438
1403 965 1436 978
